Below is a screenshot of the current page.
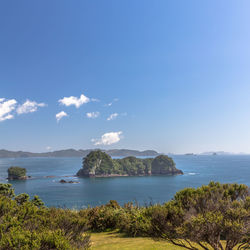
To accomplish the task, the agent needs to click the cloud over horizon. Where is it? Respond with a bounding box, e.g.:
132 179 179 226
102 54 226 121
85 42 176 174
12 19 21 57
91 131 123 145
56 111 68 122
58 93 90 108
17 100 46 115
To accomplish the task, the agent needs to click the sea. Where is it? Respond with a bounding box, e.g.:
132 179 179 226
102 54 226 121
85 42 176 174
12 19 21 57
0 155 249 209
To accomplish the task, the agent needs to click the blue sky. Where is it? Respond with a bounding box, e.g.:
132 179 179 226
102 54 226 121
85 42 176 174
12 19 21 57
1 0 250 154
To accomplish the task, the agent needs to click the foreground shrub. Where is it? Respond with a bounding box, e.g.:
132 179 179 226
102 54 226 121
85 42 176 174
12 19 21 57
0 182 249 250
0 185 90 249
0 228 72 250
83 200 121 232
150 182 250 250
117 202 151 237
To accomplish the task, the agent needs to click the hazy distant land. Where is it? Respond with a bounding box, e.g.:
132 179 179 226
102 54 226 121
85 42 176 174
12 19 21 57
0 149 159 158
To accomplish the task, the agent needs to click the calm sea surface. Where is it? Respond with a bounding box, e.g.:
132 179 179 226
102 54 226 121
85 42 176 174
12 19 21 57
0 155 249 208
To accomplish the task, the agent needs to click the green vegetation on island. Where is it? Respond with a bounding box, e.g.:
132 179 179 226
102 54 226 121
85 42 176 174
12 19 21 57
76 150 183 177
7 166 27 180
0 182 249 249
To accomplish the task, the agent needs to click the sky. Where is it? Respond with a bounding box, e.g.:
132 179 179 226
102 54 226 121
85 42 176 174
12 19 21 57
1 0 250 154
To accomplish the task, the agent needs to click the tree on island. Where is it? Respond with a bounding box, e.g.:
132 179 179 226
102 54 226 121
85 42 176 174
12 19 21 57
77 150 183 177
77 150 115 176
151 155 183 175
8 166 27 180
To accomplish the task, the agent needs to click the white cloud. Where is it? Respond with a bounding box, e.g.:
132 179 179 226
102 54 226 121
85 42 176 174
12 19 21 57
104 98 119 107
56 111 68 122
0 98 17 122
46 146 52 151
86 111 100 119
58 94 90 108
91 131 123 145
16 100 46 114
107 113 118 121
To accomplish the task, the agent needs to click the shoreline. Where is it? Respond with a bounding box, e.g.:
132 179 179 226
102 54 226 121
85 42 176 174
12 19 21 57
80 172 183 178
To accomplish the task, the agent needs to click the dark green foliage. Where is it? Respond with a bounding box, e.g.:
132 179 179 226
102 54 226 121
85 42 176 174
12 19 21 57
15 193 30 205
151 155 183 175
79 182 250 248
0 228 72 250
150 182 250 250
0 183 15 198
8 166 27 180
117 203 152 237
77 150 115 176
77 150 182 177
0 184 90 249
116 156 151 175
83 200 122 232
0 182 249 249
31 195 45 208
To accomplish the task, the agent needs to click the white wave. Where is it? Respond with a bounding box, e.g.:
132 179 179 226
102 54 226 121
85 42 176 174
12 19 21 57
187 172 197 175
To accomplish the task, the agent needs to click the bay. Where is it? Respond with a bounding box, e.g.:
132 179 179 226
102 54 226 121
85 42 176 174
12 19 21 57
0 155 249 208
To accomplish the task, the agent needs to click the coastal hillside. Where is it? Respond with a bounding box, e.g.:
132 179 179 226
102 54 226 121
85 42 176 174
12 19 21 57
76 150 183 177
0 182 248 249
0 149 159 158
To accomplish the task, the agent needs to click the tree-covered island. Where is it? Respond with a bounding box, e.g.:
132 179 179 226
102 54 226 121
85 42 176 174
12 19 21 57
7 167 28 180
76 150 183 177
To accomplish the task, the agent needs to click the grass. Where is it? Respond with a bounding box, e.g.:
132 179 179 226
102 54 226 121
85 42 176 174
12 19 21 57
90 232 236 250
90 231 185 250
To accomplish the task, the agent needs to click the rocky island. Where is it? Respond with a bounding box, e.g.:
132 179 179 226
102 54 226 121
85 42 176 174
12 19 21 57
7 167 29 180
76 150 183 177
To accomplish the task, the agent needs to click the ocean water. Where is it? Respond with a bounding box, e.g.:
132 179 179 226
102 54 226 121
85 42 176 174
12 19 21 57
0 155 249 208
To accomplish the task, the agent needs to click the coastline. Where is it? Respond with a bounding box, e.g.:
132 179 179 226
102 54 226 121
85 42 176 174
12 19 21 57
82 172 183 178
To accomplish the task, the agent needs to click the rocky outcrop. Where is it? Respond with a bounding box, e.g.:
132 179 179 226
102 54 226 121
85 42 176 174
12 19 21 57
151 155 183 175
7 167 28 180
59 179 79 184
77 151 183 177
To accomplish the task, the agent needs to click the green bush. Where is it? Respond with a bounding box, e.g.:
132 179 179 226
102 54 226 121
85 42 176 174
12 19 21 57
0 182 249 249
0 183 15 198
150 182 250 250
117 204 151 237
0 184 90 249
85 200 122 232
0 228 72 250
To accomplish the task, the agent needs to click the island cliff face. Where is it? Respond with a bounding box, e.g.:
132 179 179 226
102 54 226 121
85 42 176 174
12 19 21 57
76 150 183 177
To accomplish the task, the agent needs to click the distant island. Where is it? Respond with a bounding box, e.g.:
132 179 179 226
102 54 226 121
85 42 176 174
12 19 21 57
7 167 28 180
77 150 183 177
0 149 159 158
